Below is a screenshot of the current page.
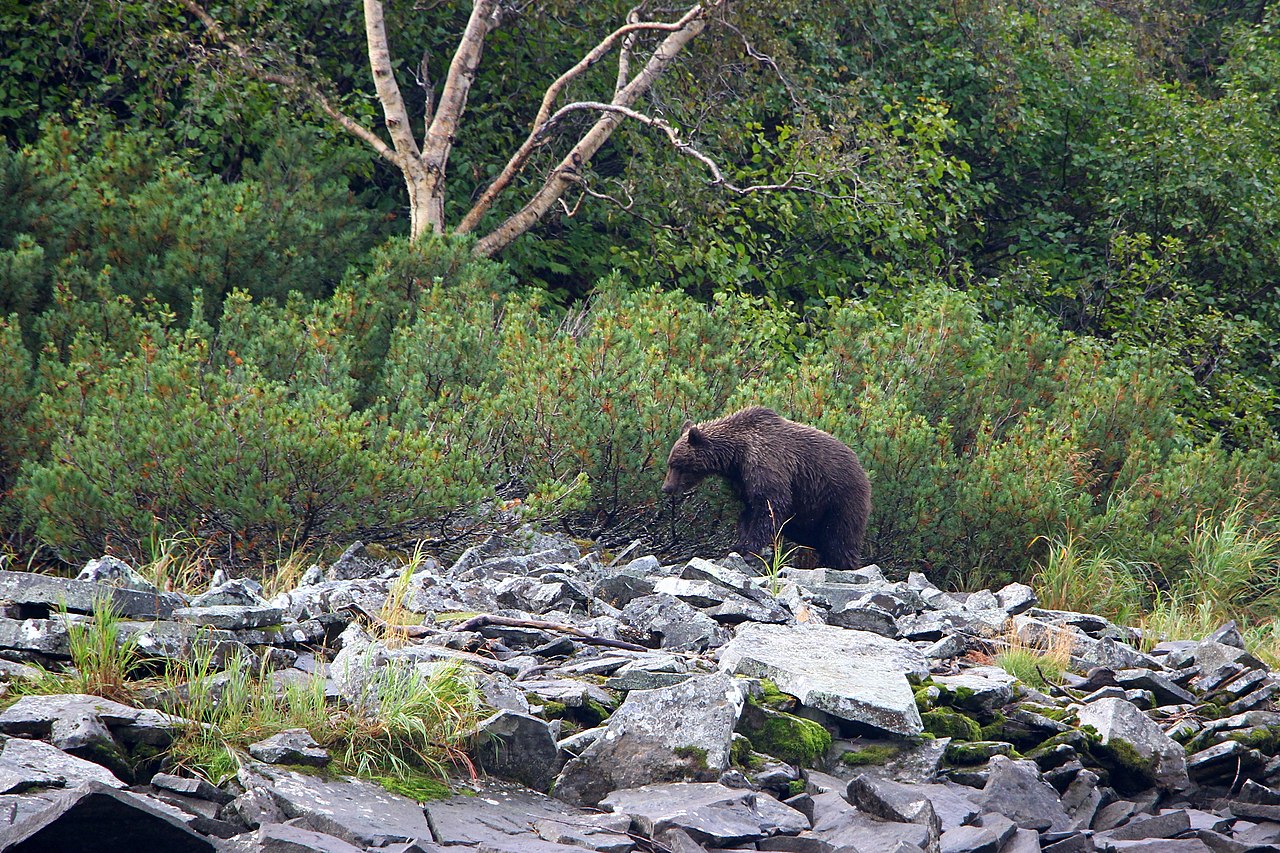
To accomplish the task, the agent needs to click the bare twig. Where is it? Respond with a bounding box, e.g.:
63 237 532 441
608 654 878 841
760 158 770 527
450 614 651 652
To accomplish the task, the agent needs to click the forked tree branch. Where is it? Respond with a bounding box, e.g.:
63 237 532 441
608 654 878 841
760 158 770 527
456 2 708 236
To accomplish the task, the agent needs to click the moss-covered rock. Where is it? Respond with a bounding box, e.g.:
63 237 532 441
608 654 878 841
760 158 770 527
840 744 902 767
739 707 832 767
944 740 1014 766
922 707 981 741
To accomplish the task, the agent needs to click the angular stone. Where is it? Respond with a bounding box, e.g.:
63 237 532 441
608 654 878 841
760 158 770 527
553 672 745 807
76 556 158 593
719 623 927 736
473 711 560 792
425 779 589 845
845 775 941 850
827 601 900 637
995 583 1037 616
534 812 634 853
191 577 267 608
0 570 180 620
239 762 432 848
248 728 330 767
150 772 234 804
1113 669 1196 707
806 790 933 851
1105 809 1191 840
0 735 124 793
172 605 284 630
939 824 999 853
256 823 366 853
600 782 808 846
620 594 730 652
328 541 398 581
0 780 215 852
932 667 1017 712
1076 697 1190 793
976 756 1070 832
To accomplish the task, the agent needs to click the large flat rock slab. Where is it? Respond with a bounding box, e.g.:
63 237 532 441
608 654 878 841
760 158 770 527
0 570 181 619
718 623 927 735
600 782 809 846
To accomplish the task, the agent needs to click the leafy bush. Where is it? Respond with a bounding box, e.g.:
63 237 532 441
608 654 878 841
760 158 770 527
16 294 487 564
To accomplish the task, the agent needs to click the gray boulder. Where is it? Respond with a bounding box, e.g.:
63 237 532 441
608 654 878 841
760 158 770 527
600 782 808 846
0 780 215 852
0 570 180 620
248 728 330 767
553 672 745 807
1076 697 1191 793
76 556 158 593
718 622 927 735
975 756 1070 832
473 711 561 792
620 594 730 651
190 577 267 608
0 735 125 793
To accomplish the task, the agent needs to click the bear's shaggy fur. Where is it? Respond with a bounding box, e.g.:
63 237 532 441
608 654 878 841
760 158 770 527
662 406 871 570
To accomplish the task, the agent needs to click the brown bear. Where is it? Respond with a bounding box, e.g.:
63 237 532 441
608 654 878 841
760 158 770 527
662 406 871 570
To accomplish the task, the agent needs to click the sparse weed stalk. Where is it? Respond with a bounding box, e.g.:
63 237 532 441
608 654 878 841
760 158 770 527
1030 532 1147 624
379 543 429 649
140 531 213 592
260 545 315 600
1138 590 1220 651
995 623 1074 690
756 501 795 596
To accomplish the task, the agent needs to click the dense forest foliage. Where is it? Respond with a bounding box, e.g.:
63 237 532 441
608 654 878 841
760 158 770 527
2 0 1280 638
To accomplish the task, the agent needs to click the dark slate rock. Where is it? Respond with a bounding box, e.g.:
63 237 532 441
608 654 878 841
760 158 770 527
0 734 125 793
1061 769 1103 831
805 791 933 851
939 824 1000 853
718 622 927 736
1206 622 1246 649
476 839 611 853
1113 669 1196 707
1104 808 1191 840
600 782 809 846
1098 841 1212 852
995 583 1037 615
1188 740 1267 783
327 541 398 581
553 672 744 807
255 822 365 853
1092 800 1141 832
1075 697 1191 793
620 594 730 651
0 571 181 620
1040 834 1096 852
1003 828 1043 853
827 600 900 637
247 728 330 767
150 772 234 805
239 762 432 848
0 780 215 852
472 710 561 792
845 774 942 849
425 780 590 845
190 577 267 608
976 756 1070 832
533 812 634 853
172 605 284 630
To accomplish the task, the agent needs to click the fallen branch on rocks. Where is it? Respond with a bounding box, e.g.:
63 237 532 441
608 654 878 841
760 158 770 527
450 614 651 652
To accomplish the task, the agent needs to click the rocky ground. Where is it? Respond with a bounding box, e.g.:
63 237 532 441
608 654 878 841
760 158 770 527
0 530 1279 852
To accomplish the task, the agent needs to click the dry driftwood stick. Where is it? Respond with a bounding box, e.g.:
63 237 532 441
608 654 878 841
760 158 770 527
450 614 650 652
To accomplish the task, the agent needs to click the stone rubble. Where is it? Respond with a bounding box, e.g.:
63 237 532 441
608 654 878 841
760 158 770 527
0 532 1277 852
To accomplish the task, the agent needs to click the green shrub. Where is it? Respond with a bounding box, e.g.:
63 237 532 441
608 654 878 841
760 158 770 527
0 315 33 510
17 302 486 565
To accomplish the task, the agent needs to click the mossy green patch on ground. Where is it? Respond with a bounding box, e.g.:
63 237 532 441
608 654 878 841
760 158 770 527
840 744 901 766
1091 736 1156 792
730 734 755 768
921 707 981 741
914 685 940 712
756 679 797 712
374 772 453 802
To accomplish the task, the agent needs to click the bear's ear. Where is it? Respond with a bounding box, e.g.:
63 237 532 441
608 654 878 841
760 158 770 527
680 419 693 436
687 425 706 446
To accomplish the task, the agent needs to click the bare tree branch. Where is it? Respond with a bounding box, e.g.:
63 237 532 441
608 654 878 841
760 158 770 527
456 3 708 236
363 0 421 160
468 4 714 254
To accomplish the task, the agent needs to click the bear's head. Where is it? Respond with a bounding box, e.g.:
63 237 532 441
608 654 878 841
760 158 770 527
662 420 715 495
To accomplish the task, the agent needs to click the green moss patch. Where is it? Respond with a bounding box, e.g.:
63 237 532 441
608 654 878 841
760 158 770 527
840 744 902 767
737 704 832 767
922 707 981 741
